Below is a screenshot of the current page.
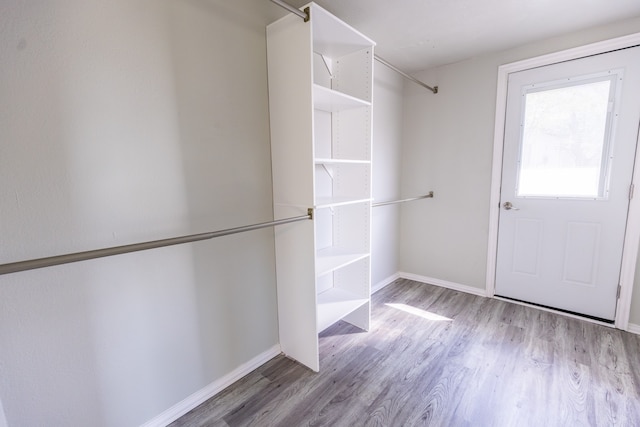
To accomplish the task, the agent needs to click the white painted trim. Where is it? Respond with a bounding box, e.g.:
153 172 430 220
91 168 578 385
140 344 281 427
627 323 640 335
615 125 640 329
496 33 640 75
372 272 400 294
399 272 488 297
486 32 640 328
485 62 509 298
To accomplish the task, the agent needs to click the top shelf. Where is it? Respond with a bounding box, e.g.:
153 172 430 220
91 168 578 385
309 3 375 58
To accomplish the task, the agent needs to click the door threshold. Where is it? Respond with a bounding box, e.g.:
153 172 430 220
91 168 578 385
494 295 615 327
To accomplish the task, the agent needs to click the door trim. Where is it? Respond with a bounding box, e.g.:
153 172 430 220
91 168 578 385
487 32 640 331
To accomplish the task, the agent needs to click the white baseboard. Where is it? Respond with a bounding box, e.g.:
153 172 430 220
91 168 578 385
627 323 640 335
398 272 488 297
140 344 281 427
372 272 401 294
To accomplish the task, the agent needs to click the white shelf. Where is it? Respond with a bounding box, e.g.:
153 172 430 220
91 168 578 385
314 196 371 209
317 287 369 332
311 4 375 59
316 247 369 277
315 158 370 165
313 85 370 112
267 2 373 372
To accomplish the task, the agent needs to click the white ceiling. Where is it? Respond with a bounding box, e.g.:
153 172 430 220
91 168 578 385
279 0 640 72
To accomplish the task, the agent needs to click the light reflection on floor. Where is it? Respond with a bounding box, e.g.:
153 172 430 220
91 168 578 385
385 303 453 321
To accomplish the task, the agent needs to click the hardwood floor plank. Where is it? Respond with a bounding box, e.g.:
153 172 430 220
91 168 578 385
272 344 381 426
170 280 640 427
221 360 310 426
405 363 472 426
169 369 272 426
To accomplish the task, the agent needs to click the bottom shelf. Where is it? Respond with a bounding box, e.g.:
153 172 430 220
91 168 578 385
317 287 368 332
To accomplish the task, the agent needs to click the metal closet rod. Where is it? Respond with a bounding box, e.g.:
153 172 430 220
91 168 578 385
271 0 310 21
269 0 438 94
0 192 434 275
372 191 434 207
0 211 313 276
373 55 438 94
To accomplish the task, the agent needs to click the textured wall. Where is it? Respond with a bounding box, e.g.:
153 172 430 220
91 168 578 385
0 1 282 425
371 62 404 288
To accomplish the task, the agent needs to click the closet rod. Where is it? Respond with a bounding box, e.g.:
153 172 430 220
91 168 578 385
373 55 438 94
372 191 434 207
270 0 310 21
268 0 438 94
0 211 313 276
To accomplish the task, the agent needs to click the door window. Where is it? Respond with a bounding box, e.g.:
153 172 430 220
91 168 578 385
516 72 621 199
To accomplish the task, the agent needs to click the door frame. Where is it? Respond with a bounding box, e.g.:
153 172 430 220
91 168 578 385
486 32 640 330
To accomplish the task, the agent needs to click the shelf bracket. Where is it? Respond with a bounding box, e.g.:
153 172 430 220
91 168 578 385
321 164 334 180
319 54 334 78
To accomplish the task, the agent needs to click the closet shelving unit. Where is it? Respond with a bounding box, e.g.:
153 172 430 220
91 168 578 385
267 2 375 372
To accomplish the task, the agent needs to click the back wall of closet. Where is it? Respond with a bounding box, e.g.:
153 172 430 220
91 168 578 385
399 14 640 324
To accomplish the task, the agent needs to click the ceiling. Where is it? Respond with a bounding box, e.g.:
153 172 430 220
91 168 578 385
277 0 640 72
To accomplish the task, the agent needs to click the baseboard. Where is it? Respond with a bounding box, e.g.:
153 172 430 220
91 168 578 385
140 344 281 427
398 272 488 297
627 323 640 335
372 272 401 294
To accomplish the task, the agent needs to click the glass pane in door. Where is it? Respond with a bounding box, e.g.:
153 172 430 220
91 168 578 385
516 76 615 198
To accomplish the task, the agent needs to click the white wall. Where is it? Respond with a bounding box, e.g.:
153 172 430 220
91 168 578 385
400 17 640 319
371 62 404 288
0 400 7 427
400 62 495 287
0 1 283 426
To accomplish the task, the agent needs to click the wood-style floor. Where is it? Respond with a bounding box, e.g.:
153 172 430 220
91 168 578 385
170 279 640 426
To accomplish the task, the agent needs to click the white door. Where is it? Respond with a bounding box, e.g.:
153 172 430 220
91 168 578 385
495 47 640 321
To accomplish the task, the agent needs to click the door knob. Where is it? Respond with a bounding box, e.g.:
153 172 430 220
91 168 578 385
503 201 519 210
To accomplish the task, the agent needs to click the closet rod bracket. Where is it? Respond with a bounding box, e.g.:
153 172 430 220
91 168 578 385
269 0 310 22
